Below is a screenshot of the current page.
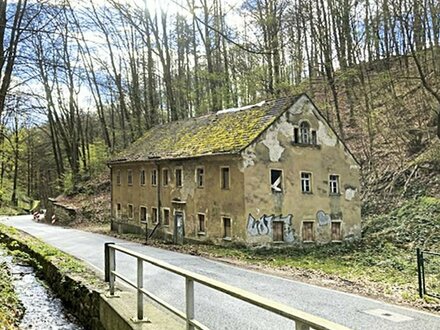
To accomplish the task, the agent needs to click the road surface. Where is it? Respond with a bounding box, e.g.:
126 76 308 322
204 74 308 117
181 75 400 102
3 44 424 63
1 215 439 330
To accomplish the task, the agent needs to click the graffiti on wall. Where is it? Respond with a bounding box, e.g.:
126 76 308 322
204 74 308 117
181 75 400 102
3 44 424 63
316 210 331 226
247 214 295 242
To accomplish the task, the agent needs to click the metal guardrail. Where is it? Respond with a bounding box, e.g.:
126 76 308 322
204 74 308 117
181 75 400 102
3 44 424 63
104 242 350 330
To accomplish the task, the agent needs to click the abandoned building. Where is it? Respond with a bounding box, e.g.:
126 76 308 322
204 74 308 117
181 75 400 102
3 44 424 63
108 94 361 245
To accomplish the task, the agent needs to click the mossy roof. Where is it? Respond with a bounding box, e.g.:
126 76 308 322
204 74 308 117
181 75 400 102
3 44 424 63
109 95 302 163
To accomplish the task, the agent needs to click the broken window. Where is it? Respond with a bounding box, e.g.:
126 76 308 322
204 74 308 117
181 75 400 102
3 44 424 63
140 170 146 185
273 221 284 242
175 168 183 187
302 221 314 241
223 217 231 238
151 169 157 186
221 167 230 189
196 167 204 188
128 204 133 218
329 174 340 194
198 213 206 233
162 168 169 186
163 208 170 226
331 221 342 241
116 170 121 185
311 131 317 145
152 207 158 224
270 169 283 193
300 122 310 144
127 169 133 185
301 172 312 193
140 207 147 223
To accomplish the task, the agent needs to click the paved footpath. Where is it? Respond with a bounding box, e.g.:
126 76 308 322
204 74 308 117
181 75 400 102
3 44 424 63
2 215 439 330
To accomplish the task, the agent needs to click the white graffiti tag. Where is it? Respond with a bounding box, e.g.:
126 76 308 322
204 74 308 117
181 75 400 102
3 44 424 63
247 214 295 242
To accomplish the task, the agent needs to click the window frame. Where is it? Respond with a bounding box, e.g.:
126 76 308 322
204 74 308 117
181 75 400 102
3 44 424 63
331 220 343 242
222 216 232 240
127 169 133 186
299 121 311 144
151 169 158 186
115 203 121 218
139 206 148 223
162 168 169 187
196 167 205 188
162 207 171 226
127 203 134 219
270 169 283 193
300 171 313 193
152 207 159 224
329 174 340 195
116 170 121 186
272 221 284 242
302 220 315 242
220 166 230 190
175 167 183 188
140 169 146 186
198 213 206 234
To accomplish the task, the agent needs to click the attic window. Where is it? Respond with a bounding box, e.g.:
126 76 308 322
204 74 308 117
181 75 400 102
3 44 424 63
151 169 157 186
300 122 310 144
127 170 133 185
116 170 121 185
270 169 283 193
140 170 146 185
196 167 204 188
162 168 169 186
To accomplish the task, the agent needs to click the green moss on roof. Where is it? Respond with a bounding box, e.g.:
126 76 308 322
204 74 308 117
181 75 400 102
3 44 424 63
111 95 301 162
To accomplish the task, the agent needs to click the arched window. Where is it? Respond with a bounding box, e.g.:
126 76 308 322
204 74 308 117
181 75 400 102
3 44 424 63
300 122 310 144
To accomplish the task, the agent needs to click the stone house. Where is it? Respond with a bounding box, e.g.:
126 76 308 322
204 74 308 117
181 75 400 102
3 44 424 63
108 94 361 245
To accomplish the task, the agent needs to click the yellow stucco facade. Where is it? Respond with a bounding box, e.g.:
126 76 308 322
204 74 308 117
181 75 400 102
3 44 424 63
109 95 361 245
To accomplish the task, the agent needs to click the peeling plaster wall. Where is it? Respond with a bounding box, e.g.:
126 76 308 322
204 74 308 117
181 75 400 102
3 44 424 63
110 155 246 243
242 95 361 244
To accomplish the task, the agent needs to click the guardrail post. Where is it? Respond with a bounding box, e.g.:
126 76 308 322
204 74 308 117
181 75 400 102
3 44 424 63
295 321 310 330
417 248 423 298
109 245 116 295
104 242 115 282
185 278 195 330
137 257 144 320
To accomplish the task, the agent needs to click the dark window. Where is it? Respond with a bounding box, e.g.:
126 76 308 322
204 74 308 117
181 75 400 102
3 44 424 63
140 207 147 223
151 169 157 186
311 131 317 145
221 167 230 189
302 221 314 241
293 127 299 143
116 203 121 217
301 172 312 193
273 221 284 242
128 204 133 218
329 175 340 194
163 209 170 226
223 217 231 238
140 170 146 185
163 169 169 186
152 207 158 223
300 122 310 144
175 168 183 187
331 222 342 241
116 171 121 185
198 214 205 232
196 168 204 188
127 170 133 185
270 169 283 193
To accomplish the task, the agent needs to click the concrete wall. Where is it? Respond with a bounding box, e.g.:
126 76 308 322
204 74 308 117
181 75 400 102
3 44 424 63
241 95 361 245
110 155 246 244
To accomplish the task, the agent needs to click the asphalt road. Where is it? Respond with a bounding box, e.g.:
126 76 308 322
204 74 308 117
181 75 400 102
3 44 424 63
1 215 439 330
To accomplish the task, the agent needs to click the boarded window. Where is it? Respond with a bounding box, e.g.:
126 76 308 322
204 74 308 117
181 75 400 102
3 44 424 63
331 222 342 241
270 169 283 193
198 214 205 232
128 204 133 218
273 221 284 242
152 207 158 224
163 169 169 186
300 122 310 144
329 175 340 194
221 167 230 189
223 217 231 238
175 168 183 187
196 168 204 188
151 169 157 186
140 170 146 185
302 221 314 241
116 171 121 185
163 209 170 226
127 170 133 185
301 172 312 193
140 207 147 223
